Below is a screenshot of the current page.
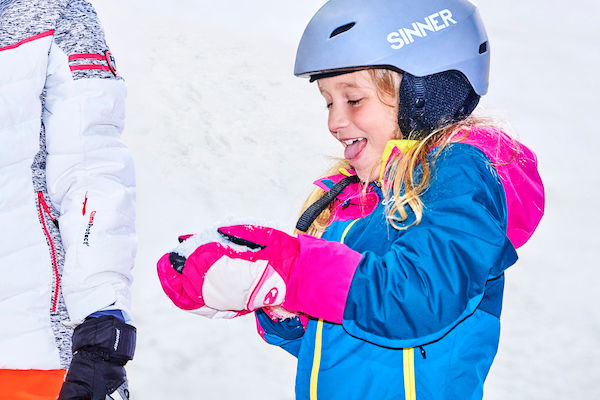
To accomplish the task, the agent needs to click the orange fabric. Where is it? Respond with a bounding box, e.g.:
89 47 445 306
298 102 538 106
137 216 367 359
0 369 66 400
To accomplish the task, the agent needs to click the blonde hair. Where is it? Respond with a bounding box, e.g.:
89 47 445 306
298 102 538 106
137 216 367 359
382 115 488 230
296 69 496 237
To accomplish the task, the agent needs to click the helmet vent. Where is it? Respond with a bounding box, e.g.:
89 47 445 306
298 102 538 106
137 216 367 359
329 22 356 38
479 41 488 54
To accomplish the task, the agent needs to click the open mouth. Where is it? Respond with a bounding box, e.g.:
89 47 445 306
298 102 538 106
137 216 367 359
342 137 367 160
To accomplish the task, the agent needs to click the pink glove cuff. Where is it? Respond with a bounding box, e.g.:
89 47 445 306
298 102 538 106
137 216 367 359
283 235 362 323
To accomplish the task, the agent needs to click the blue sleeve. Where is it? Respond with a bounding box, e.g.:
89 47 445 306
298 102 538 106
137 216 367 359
88 309 125 322
255 309 305 357
342 144 518 348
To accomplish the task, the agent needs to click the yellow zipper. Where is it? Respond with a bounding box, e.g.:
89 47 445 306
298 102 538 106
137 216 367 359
309 219 360 400
309 319 324 400
403 348 417 400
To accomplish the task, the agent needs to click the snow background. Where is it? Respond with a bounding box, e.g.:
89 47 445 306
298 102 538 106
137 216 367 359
90 0 599 398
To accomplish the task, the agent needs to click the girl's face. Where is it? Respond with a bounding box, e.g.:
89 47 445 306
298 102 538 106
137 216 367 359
318 70 399 182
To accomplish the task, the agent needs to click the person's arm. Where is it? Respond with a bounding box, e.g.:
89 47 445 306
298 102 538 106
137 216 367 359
341 144 517 348
44 0 135 326
41 1 136 398
242 144 516 348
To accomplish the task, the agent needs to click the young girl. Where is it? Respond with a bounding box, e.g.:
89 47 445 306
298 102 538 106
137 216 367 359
157 0 544 399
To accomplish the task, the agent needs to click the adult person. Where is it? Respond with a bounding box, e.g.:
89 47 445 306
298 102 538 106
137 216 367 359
0 1 136 398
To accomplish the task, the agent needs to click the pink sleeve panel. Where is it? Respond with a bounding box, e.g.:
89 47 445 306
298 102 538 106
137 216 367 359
283 235 362 323
461 128 545 248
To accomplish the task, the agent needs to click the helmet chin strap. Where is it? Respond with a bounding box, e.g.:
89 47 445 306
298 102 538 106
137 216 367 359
398 71 480 138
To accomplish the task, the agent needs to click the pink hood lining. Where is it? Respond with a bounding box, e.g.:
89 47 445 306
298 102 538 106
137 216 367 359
453 127 545 248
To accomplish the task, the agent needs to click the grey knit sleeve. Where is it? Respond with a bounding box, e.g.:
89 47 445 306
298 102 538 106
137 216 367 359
53 0 122 80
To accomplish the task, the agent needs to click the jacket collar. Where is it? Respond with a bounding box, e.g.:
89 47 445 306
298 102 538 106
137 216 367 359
378 139 419 184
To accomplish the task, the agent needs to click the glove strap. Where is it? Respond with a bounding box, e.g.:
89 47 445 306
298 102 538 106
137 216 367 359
72 315 136 364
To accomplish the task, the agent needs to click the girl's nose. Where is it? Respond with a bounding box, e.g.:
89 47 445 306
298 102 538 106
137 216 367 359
328 105 349 136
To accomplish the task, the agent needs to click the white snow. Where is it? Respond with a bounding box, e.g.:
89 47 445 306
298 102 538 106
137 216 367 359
91 1 600 398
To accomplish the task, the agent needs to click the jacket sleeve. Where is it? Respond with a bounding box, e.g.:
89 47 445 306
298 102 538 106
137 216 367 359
342 144 518 348
42 0 136 323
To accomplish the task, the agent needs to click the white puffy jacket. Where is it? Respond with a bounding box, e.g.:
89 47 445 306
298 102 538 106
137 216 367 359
0 0 136 370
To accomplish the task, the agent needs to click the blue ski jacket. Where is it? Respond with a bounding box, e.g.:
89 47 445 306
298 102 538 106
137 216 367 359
256 129 544 400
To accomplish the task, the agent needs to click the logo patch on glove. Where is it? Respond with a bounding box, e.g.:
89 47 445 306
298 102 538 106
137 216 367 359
264 287 279 306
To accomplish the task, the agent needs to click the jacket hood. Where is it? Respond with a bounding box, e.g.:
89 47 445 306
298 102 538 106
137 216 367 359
451 127 545 248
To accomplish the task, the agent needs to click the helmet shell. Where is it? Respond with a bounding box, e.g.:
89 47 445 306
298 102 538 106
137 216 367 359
294 0 490 95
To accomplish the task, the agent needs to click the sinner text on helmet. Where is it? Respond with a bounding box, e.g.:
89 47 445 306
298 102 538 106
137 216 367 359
387 9 457 50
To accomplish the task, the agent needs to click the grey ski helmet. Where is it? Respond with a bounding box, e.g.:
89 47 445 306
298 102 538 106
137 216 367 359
294 0 490 135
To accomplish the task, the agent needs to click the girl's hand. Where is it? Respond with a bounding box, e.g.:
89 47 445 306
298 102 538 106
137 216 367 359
156 225 298 316
157 224 362 323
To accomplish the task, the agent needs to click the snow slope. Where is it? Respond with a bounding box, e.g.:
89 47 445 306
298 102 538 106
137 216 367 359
91 1 600 398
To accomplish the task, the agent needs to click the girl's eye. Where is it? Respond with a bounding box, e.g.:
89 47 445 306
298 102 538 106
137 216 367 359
348 98 362 106
326 102 333 109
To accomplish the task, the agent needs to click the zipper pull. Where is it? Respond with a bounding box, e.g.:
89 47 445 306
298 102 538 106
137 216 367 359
419 346 427 359
38 192 59 228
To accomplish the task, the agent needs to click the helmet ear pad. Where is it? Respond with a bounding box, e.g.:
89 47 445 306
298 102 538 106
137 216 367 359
398 71 480 138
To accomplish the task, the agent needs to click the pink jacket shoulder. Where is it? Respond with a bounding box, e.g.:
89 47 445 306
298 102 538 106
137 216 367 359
455 127 545 248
